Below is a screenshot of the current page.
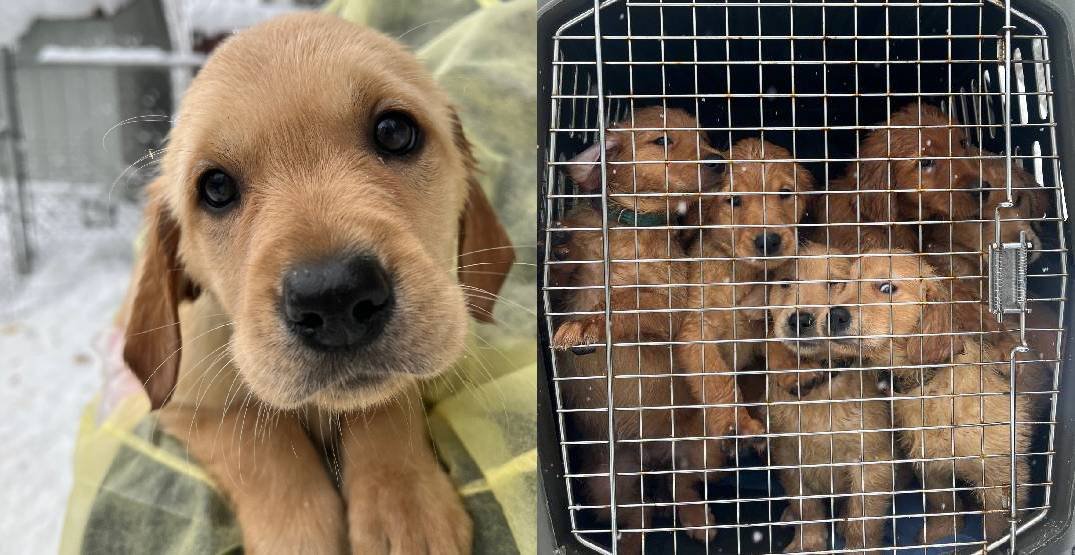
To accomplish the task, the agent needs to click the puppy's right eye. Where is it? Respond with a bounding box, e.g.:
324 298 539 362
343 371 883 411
920 158 936 170
198 169 239 211
374 111 421 155
779 282 791 289
726 195 742 207
879 282 897 294
653 135 671 146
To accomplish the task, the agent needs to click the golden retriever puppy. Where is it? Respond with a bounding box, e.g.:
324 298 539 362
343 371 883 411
121 14 514 553
924 148 1046 285
675 138 814 449
816 103 983 253
764 243 899 554
921 150 1059 361
550 106 724 548
552 106 720 352
823 250 1034 543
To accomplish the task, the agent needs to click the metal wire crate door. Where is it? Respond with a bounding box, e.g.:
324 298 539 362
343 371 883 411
542 0 1065 553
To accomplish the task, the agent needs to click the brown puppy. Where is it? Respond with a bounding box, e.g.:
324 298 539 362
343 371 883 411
764 243 899 554
921 150 1059 361
121 14 514 554
552 105 720 351
550 106 723 548
824 250 1033 543
817 103 982 253
924 148 1046 287
675 138 814 449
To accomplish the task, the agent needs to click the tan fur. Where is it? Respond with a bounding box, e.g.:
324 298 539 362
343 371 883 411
120 14 514 553
675 139 814 449
825 250 1034 543
920 150 1058 360
550 107 722 549
923 147 1046 286
765 243 899 554
817 103 982 253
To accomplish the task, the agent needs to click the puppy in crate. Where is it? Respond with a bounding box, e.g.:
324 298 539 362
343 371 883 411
816 102 990 253
822 248 1047 544
763 241 904 554
548 108 817 549
549 106 728 550
674 137 815 454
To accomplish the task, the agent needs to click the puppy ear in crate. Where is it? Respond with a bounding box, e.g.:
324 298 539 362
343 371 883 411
903 277 957 366
121 182 197 410
565 135 621 191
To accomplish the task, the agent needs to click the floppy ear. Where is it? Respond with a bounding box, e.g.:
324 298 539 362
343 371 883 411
855 160 896 224
566 135 621 191
123 189 192 409
737 284 769 322
854 129 899 224
451 113 515 323
904 278 956 366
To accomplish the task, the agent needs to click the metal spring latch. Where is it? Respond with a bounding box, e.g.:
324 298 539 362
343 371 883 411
989 233 1029 317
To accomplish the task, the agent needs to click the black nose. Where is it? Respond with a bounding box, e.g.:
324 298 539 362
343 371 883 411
704 156 725 171
282 255 394 351
828 306 851 334
786 312 815 336
754 232 782 255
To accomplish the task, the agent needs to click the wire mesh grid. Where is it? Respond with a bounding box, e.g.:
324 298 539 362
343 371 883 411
540 1 1066 553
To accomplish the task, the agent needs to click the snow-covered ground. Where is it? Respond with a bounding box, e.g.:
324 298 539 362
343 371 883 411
0 200 139 554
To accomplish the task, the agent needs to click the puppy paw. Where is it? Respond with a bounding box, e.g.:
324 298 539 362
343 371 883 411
345 465 471 555
737 411 768 455
783 528 827 553
552 316 604 354
779 504 798 524
678 503 717 544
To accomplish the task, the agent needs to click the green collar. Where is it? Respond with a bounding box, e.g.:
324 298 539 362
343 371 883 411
607 206 668 228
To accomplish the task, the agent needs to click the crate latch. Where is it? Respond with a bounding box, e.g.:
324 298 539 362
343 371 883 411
988 232 1029 317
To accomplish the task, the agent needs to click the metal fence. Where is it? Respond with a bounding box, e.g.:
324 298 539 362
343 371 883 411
0 36 178 317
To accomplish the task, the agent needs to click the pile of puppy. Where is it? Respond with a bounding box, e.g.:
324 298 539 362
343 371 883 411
548 104 1052 552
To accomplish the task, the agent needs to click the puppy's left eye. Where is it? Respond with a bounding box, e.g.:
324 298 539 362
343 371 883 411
779 187 793 199
198 169 239 210
879 282 897 294
374 111 421 154
921 158 935 170
779 282 791 289
653 135 672 146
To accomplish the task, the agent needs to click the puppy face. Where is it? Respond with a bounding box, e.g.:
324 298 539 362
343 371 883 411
769 243 852 358
823 250 960 365
957 150 1045 256
124 14 513 411
699 139 813 267
855 103 982 223
566 106 721 214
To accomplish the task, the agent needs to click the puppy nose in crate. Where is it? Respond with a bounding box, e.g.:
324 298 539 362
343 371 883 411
827 306 852 334
786 311 815 336
703 156 726 171
974 180 994 203
754 232 782 255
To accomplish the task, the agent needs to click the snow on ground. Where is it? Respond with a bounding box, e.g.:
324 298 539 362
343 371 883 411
0 200 139 554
